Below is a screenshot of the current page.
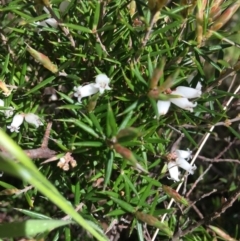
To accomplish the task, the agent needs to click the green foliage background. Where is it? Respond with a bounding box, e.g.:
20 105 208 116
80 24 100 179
0 0 240 240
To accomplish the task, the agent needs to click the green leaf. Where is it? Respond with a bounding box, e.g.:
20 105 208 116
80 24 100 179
57 119 99 138
0 130 108 241
25 76 56 95
110 196 136 213
116 127 140 143
71 141 103 147
135 212 173 237
14 208 51 220
92 0 100 31
62 23 92 33
0 220 72 238
107 102 117 137
104 150 114 189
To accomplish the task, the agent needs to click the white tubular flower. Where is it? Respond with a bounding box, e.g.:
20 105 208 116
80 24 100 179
25 113 43 128
7 114 24 133
94 74 111 94
37 18 58 29
157 85 201 115
167 161 180 182
175 149 196 175
73 84 98 103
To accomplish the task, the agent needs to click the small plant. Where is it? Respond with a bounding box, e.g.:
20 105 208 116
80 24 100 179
0 0 240 240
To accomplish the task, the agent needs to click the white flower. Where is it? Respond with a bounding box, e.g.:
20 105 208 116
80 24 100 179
73 84 98 103
25 113 43 128
157 86 201 115
167 149 196 182
94 74 111 94
167 161 180 182
0 99 13 118
36 18 58 29
175 149 197 175
7 114 24 133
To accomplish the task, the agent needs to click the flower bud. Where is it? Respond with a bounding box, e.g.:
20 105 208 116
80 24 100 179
25 113 43 128
135 211 173 237
162 185 189 206
210 2 240 32
113 143 147 173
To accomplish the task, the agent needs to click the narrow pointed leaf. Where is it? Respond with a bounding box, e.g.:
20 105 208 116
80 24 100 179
113 143 148 173
110 196 135 213
149 58 165 89
116 127 140 143
135 211 173 237
209 225 237 241
26 44 58 73
158 69 179 93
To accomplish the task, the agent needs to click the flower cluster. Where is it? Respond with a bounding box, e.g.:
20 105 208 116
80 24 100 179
167 149 197 182
7 113 43 133
73 74 111 103
157 85 202 115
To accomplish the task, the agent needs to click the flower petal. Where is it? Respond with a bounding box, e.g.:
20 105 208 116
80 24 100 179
195 82 202 91
73 84 98 102
80 84 99 97
0 99 4 107
170 97 197 112
157 100 171 115
176 158 196 175
176 149 192 160
173 86 201 99
167 161 180 182
37 18 58 28
94 74 111 94
95 74 110 85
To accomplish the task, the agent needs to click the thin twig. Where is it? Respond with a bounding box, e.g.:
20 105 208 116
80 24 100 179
183 189 217 215
15 185 34 196
41 122 52 148
171 187 240 241
192 205 204 219
214 116 240 126
198 156 240 164
186 164 213 198
216 138 236 159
